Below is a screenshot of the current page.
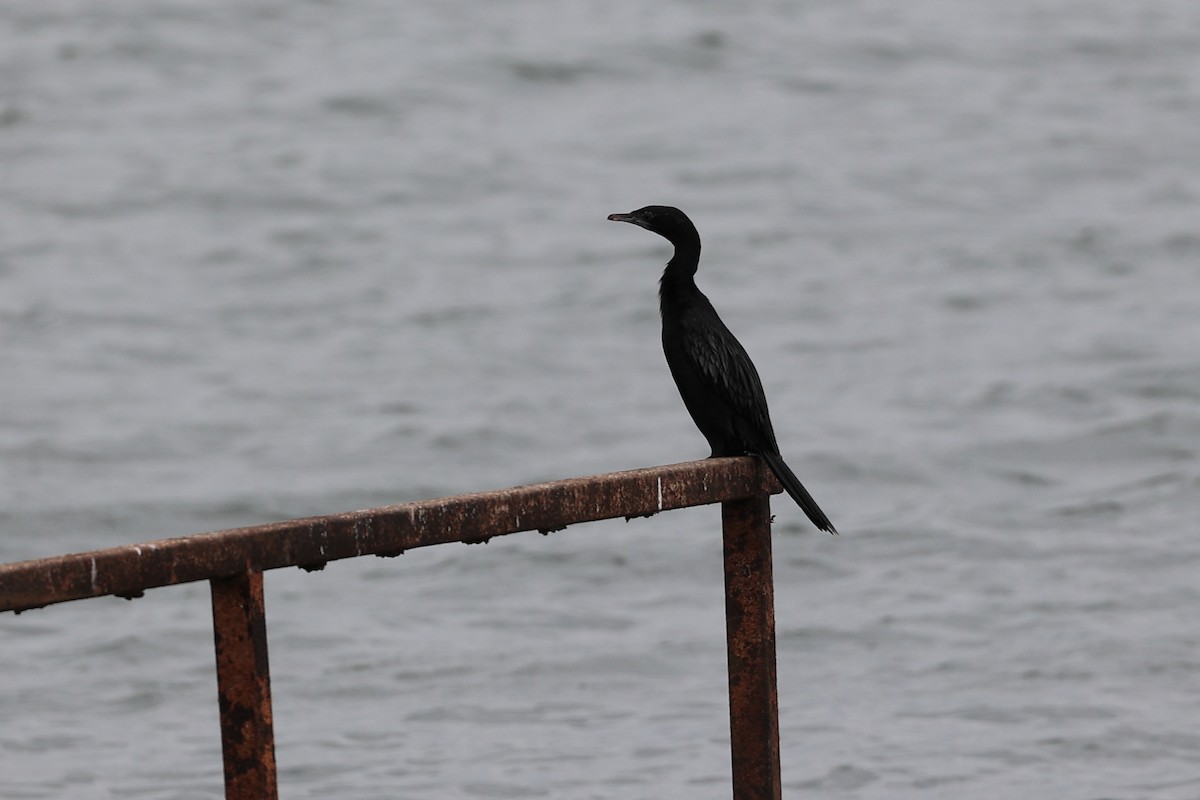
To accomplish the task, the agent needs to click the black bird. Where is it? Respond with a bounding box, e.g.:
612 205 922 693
608 205 837 534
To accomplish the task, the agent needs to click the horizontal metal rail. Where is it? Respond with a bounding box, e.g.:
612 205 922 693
1 458 779 614
1 457 787 800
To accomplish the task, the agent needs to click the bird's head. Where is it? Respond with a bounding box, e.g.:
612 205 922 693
607 205 700 250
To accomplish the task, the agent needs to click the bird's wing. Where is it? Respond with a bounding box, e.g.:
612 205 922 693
682 314 779 451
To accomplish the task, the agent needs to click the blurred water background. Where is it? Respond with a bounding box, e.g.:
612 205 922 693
3 2 1200 798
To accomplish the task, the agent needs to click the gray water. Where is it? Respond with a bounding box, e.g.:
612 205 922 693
3 2 1200 798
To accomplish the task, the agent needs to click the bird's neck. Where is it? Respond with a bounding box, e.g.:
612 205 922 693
662 238 700 279
658 243 701 309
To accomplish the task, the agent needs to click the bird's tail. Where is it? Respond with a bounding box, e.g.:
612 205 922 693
758 450 838 535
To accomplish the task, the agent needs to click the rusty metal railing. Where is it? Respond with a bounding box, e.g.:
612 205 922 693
1 457 787 800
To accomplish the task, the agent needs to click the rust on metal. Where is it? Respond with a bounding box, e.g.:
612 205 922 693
721 494 782 800
0 458 780 614
2 456 790 800
211 571 278 800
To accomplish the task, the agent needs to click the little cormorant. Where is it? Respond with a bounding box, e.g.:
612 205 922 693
608 205 837 534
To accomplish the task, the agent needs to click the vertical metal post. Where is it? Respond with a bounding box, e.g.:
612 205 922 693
210 571 279 800
722 495 782 800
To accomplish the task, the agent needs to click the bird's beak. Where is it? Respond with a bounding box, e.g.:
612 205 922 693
607 212 647 229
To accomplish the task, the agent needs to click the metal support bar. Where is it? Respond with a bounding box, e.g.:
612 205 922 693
1 458 780 614
210 571 278 800
2 458 790 799
722 495 782 800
